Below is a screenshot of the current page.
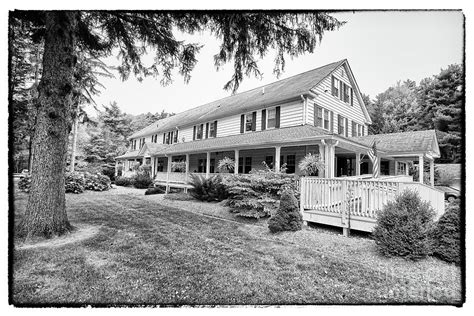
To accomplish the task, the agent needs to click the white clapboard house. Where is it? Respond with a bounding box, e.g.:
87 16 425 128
115 59 444 233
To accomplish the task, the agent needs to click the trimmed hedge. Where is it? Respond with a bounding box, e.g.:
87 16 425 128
144 186 166 195
431 201 461 265
268 190 303 233
18 172 110 194
373 189 435 261
115 176 135 187
84 173 111 191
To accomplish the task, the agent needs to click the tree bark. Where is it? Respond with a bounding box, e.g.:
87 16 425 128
21 12 78 239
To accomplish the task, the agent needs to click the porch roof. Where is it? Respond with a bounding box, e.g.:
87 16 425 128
115 150 141 159
352 130 440 157
152 125 334 155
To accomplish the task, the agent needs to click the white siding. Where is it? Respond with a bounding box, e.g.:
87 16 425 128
312 64 368 137
180 126 194 143
306 100 314 125
217 114 241 137
280 101 304 128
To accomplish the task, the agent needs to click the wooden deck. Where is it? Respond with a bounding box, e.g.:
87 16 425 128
300 177 445 235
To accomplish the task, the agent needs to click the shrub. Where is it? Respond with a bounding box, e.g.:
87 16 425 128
298 153 324 176
436 169 454 186
65 172 85 194
102 164 116 182
83 172 111 191
431 201 461 264
115 176 135 187
373 189 435 260
188 173 228 202
133 172 153 189
268 190 303 233
144 186 166 195
18 175 32 192
217 157 235 173
222 166 298 218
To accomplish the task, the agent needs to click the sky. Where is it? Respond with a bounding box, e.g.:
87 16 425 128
77 11 464 117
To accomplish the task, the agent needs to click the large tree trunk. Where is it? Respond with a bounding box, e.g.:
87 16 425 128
21 12 78 239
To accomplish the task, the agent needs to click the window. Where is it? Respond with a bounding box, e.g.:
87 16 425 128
265 155 274 169
332 75 340 97
128 159 134 171
267 108 277 129
286 155 296 174
210 159 215 173
343 83 350 103
244 157 252 174
238 157 243 173
156 158 165 172
381 160 390 176
165 132 170 144
209 121 217 138
397 162 406 175
195 124 203 140
173 130 178 143
198 158 206 173
315 106 323 128
338 115 345 135
351 122 364 137
324 110 330 130
245 113 253 132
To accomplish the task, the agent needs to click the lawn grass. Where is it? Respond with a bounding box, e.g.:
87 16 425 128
12 188 462 305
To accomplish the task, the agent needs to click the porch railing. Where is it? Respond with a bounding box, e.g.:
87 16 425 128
300 177 445 232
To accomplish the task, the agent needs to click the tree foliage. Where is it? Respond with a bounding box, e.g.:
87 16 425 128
365 64 463 162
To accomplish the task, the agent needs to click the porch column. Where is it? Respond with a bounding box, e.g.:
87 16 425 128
394 161 398 176
418 155 424 184
166 155 172 193
430 158 435 187
355 153 361 176
318 143 325 178
150 157 155 178
405 162 409 176
185 154 190 182
115 161 119 177
234 150 239 174
274 146 281 172
206 151 211 178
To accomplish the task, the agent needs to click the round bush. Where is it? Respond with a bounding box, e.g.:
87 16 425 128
373 189 435 261
65 172 85 194
133 173 153 189
431 201 461 265
268 190 302 233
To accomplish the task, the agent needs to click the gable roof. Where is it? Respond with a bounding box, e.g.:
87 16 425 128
353 130 440 157
129 59 347 139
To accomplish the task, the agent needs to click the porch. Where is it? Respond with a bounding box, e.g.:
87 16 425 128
300 177 445 235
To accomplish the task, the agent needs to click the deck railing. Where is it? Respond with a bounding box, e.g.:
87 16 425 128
300 177 445 232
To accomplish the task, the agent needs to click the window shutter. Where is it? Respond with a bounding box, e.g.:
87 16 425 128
193 126 196 140
330 111 334 132
352 121 356 137
163 133 166 144
240 114 245 133
351 88 354 106
339 80 343 100
170 131 173 144
362 125 365 136
345 118 349 137
214 120 218 137
206 122 209 138
251 111 257 131
275 106 281 128
174 130 178 143
313 104 317 126
261 109 266 130
331 75 335 96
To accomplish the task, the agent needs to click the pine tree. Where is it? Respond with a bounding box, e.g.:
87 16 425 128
11 11 344 238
